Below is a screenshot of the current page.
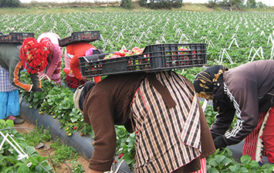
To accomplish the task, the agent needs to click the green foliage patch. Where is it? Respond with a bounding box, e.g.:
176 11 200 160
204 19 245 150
0 120 53 173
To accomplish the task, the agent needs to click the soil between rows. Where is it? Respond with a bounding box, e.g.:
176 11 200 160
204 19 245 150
15 120 90 173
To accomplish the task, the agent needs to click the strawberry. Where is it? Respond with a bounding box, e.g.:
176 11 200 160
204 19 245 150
118 153 124 159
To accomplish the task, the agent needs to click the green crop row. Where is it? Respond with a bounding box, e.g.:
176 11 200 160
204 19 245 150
1 11 273 64
2 10 274 172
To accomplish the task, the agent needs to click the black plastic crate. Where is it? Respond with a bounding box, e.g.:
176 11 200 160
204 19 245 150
59 31 100 47
0 32 34 44
79 43 206 79
143 43 206 70
0 34 9 42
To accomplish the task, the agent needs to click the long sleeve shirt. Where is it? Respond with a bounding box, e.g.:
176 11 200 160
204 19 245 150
40 43 62 84
82 72 215 172
0 44 41 92
211 60 274 145
0 65 18 92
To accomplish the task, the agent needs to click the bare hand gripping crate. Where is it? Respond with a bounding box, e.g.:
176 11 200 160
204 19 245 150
0 32 35 44
79 43 206 79
59 31 100 47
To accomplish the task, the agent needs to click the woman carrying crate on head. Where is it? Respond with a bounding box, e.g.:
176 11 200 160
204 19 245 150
74 72 216 173
62 32 102 90
72 44 215 173
63 42 102 90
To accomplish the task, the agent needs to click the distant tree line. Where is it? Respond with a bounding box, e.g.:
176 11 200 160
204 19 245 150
139 0 182 9
0 0 268 9
137 0 268 10
0 0 20 7
207 0 268 10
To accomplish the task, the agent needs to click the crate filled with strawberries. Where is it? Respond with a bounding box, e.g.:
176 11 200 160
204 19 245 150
79 43 206 79
0 32 34 44
59 31 100 47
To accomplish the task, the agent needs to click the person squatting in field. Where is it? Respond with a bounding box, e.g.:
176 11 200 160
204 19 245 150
63 42 102 90
193 60 274 164
73 71 216 173
0 36 60 92
37 32 63 85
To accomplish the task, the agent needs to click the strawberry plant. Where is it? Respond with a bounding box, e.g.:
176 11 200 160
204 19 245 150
19 72 55 110
20 73 93 137
7 8 274 172
115 126 136 169
207 148 274 173
204 104 218 125
0 120 53 173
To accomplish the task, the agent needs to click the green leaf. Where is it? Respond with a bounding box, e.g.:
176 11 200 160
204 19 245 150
209 159 218 167
215 155 226 163
6 120 14 127
229 165 240 172
17 164 30 173
238 167 249 173
70 117 78 123
25 146 37 155
240 155 251 164
207 167 219 173
248 160 260 168
222 158 233 166
0 119 6 128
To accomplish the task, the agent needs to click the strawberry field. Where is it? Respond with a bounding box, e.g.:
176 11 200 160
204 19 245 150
1 9 274 172
1 11 273 65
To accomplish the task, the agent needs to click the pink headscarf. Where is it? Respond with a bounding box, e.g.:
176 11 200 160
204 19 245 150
85 48 96 56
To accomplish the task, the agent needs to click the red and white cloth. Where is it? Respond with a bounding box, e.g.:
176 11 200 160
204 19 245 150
192 158 206 173
243 107 274 163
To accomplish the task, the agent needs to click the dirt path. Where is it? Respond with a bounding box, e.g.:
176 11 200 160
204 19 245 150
15 120 90 173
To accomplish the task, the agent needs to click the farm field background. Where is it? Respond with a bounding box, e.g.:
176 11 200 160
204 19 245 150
1 9 273 67
1 6 274 173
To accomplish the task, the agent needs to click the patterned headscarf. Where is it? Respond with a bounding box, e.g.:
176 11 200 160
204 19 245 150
193 65 228 100
20 37 50 74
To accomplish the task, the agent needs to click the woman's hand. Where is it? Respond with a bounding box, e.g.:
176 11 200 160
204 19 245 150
82 76 88 82
89 169 104 173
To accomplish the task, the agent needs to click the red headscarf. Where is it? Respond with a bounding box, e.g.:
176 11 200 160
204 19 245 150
39 37 54 56
67 42 96 80
20 37 50 74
